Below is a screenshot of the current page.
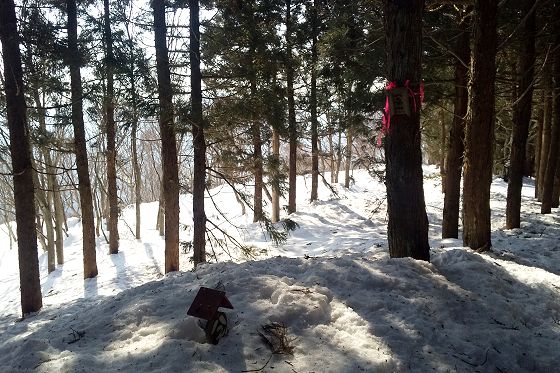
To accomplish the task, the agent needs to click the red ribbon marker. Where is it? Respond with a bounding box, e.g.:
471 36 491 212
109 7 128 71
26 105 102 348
377 80 424 147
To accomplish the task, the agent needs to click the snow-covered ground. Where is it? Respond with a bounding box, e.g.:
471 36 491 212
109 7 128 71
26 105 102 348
0 168 559 372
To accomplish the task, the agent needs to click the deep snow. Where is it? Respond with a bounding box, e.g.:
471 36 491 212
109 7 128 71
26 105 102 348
0 168 559 372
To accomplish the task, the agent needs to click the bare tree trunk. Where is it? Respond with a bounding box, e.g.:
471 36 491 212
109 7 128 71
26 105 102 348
53 181 65 264
67 0 98 278
506 0 536 228
538 63 552 200
153 0 180 272
534 91 544 198
252 117 264 222
383 0 430 261
344 126 353 189
552 155 560 207
31 157 55 273
439 108 446 192
0 0 43 314
310 0 319 202
271 128 280 223
463 0 498 251
124 20 141 240
132 119 141 239
190 0 207 265
541 5 560 214
335 129 342 183
329 125 335 183
104 0 119 254
286 0 297 214
442 11 470 239
156 183 165 236
39 103 64 264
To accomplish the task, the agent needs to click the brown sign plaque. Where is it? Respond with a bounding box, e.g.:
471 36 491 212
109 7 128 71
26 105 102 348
187 287 234 321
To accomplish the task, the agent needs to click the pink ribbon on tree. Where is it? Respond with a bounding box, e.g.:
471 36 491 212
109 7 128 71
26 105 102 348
376 80 425 147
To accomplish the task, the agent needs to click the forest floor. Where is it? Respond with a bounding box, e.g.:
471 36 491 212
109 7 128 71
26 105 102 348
0 167 559 372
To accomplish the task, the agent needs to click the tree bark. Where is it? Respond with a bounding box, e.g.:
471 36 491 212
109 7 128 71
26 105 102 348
131 102 141 239
506 0 536 228
31 156 55 273
310 0 319 202
190 0 206 265
153 0 180 272
534 91 544 198
104 0 119 254
252 116 264 222
286 0 297 214
335 129 342 183
439 108 446 192
67 0 98 278
383 0 430 261
462 0 498 251
541 5 560 214
442 12 469 239
271 128 280 223
344 126 353 189
0 0 43 314
538 63 552 200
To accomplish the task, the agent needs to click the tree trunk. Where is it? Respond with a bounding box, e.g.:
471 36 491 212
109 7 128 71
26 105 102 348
131 111 141 239
439 108 446 192
190 0 206 265
53 181 65 264
462 0 498 251
153 0 180 272
335 129 342 183
157 183 165 236
35 93 64 265
271 128 280 223
552 154 560 207
329 125 335 183
383 0 430 261
534 91 544 198
286 0 297 214
67 0 98 278
104 0 119 254
443 13 469 239
31 157 55 273
0 0 43 314
344 126 353 189
541 5 560 214
538 63 552 200
506 0 536 228
252 117 264 222
310 0 319 202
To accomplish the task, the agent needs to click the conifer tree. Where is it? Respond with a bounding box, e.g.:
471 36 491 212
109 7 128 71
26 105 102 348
0 0 43 314
463 0 498 251
67 0 98 278
153 0 180 272
190 0 206 265
383 0 429 261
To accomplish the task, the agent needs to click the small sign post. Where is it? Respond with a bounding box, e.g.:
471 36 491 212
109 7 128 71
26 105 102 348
187 287 234 344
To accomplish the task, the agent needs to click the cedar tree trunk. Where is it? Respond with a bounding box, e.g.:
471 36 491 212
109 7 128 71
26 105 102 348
67 0 98 278
541 5 560 214
462 0 498 251
383 0 430 261
153 0 180 272
104 0 119 253
506 0 536 228
190 0 207 265
286 0 297 214
0 0 43 314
